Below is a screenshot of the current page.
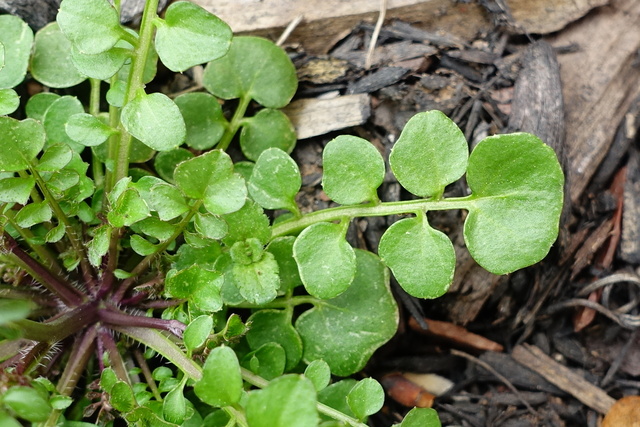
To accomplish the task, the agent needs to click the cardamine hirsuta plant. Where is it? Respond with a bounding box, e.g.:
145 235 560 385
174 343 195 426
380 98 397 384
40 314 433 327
0 0 564 426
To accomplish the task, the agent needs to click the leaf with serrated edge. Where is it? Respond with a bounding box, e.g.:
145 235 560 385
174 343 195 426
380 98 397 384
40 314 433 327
154 1 231 72
464 133 564 274
203 36 297 108
293 222 355 299
249 148 300 212
378 215 455 299
390 110 468 198
121 91 186 151
323 135 385 205
296 250 398 376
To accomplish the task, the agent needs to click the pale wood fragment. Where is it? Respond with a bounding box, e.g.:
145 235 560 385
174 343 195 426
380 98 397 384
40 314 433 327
282 94 371 139
506 0 609 34
512 344 616 414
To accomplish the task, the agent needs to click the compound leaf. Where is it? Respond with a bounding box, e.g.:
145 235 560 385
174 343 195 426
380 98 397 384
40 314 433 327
248 148 300 213
323 135 385 205
154 1 232 72
203 36 297 108
293 222 355 299
378 215 455 299
389 110 468 198
295 250 398 376
464 133 564 274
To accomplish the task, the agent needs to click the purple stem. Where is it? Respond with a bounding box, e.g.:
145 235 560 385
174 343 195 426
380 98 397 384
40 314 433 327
98 326 130 384
3 234 84 306
57 326 97 396
99 307 185 338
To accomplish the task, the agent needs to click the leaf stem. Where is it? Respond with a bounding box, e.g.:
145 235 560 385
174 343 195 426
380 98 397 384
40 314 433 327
217 95 251 151
271 196 473 238
11 302 98 343
89 78 105 188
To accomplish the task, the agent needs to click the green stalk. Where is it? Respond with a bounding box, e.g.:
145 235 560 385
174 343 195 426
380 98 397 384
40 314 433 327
4 215 63 277
11 303 97 343
216 94 251 151
89 78 105 188
111 0 159 188
271 195 475 238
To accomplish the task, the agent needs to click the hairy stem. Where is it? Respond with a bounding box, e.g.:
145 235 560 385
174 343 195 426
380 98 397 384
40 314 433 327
11 303 98 343
133 348 162 401
99 307 185 337
99 327 130 385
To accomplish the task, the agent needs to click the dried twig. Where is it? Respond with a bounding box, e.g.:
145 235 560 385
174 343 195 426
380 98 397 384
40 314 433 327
364 0 387 69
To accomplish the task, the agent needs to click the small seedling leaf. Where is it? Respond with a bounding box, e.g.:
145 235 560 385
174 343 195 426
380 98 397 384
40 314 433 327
165 265 223 312
57 0 123 55
267 236 301 293
162 384 187 425
249 148 301 212
293 222 356 299
240 109 296 161
379 216 455 299
148 182 189 221
66 113 116 147
129 234 158 256
304 360 331 392
87 225 111 267
183 315 213 352
245 375 319 427
121 91 186 151
203 36 297 108
109 381 136 413
70 45 129 80
15 202 52 228
25 92 60 121
174 92 227 150
347 378 384 421
390 110 468 197
0 15 33 89
0 88 19 115
222 200 271 246
0 117 45 171
464 133 564 274
323 135 385 205
107 188 150 227
195 346 242 407
242 342 286 380
36 143 73 172
296 250 398 376
246 310 303 371
230 245 279 304
154 1 232 72
194 213 228 240
153 148 194 183
397 408 442 427
43 96 85 152
30 23 86 88
2 386 51 422
45 222 65 243
0 176 35 204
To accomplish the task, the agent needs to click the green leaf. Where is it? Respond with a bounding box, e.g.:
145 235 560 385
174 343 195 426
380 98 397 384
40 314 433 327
240 109 297 161
163 383 187 425
109 381 136 413
242 342 286 380
347 378 384 420
70 44 129 80
194 346 242 407
246 375 318 427
378 215 455 299
30 23 86 88
194 213 228 240
15 202 52 228
173 242 221 271
165 265 223 312
0 15 33 89
229 240 280 304
173 150 247 215
0 117 45 171
136 217 177 241
0 88 19 115
304 359 331 392
267 236 301 293
323 135 385 205
248 148 301 212
318 379 357 420
154 148 194 183
0 299 33 325
66 113 116 146
88 225 111 267
2 386 51 422
36 143 73 172
389 110 468 197
154 1 232 72
398 408 441 427
43 96 85 152
0 176 35 204
174 92 227 150
45 222 65 243
149 183 190 221
183 315 213 352
222 200 271 246
121 91 186 151
57 0 124 55
293 222 356 299
203 36 298 108
246 310 303 371
296 250 398 376
107 188 150 227
130 234 158 256
25 92 60 121
464 133 564 274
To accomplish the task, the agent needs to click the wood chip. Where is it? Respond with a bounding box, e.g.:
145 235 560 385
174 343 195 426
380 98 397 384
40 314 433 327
408 317 504 352
282 94 371 139
512 344 616 414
